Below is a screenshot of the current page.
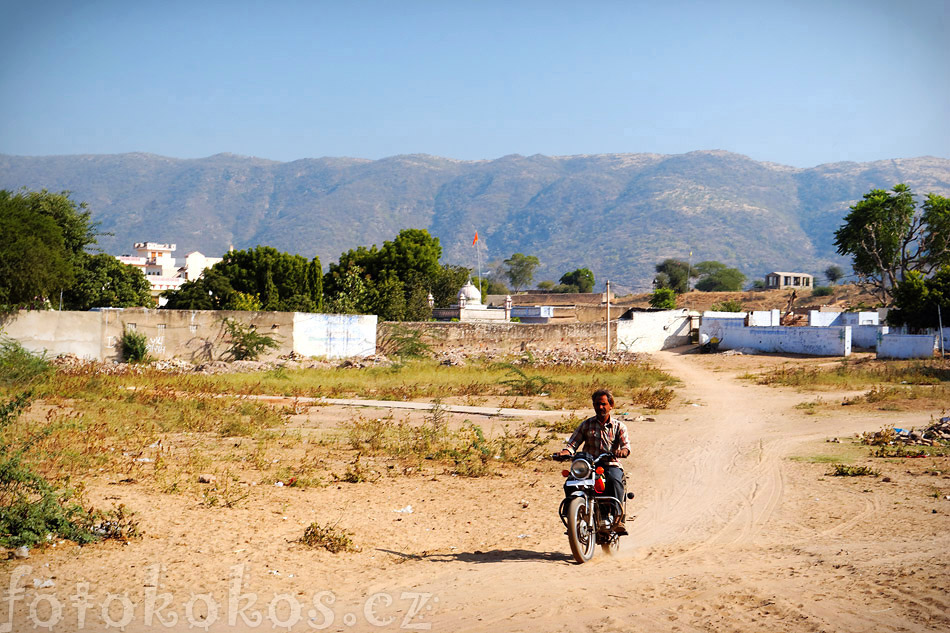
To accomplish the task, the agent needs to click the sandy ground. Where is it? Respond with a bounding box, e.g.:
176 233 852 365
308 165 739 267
3 348 948 632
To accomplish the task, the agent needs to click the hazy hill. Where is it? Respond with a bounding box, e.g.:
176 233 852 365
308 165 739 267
2 150 948 292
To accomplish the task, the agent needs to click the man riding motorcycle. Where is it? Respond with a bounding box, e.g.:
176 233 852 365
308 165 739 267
555 388 631 534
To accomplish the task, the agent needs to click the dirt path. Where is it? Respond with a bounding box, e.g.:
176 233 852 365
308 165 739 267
378 349 950 633
6 349 948 632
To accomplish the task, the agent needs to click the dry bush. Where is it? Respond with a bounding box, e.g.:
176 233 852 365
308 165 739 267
300 522 356 553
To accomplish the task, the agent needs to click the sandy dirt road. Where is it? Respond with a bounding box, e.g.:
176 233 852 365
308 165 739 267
4 348 948 632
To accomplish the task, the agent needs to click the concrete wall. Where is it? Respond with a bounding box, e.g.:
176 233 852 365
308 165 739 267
378 321 611 354
941 328 950 354
293 313 377 359
699 316 749 343
714 325 852 356
1 311 104 360
877 334 936 359
1 309 373 362
851 325 889 350
809 310 879 327
749 310 781 327
616 309 691 352
101 309 296 362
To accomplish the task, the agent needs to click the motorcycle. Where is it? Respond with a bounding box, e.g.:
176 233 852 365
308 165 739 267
553 451 633 563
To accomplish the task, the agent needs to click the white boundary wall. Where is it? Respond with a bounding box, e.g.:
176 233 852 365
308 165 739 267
809 311 879 327
877 334 936 359
713 325 852 356
616 309 692 352
700 315 750 344
2 310 377 361
851 325 889 349
1 311 104 360
749 310 781 326
293 313 377 359
941 328 950 354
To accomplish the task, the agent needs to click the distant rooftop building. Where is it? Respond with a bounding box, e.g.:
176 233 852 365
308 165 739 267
117 242 222 306
765 271 813 290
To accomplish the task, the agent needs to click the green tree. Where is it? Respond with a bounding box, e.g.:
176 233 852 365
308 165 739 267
63 254 154 310
888 266 950 330
833 184 950 304
162 246 323 312
472 277 509 303
430 265 472 308
649 288 677 309
325 264 369 314
824 265 845 285
0 189 98 306
324 229 450 320
161 269 236 310
559 268 595 293
654 259 695 294
503 253 540 291
693 261 746 292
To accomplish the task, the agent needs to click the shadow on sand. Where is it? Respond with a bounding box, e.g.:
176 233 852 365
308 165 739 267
376 548 572 564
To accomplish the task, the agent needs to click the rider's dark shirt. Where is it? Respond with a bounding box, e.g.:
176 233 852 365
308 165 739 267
565 415 631 466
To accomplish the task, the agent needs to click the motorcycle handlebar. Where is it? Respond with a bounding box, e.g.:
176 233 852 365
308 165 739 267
551 451 615 463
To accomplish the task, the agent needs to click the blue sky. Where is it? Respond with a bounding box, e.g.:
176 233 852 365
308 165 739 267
1 0 947 167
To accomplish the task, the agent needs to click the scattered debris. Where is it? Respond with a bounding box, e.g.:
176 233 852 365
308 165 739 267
198 474 216 484
861 417 950 447
393 505 413 514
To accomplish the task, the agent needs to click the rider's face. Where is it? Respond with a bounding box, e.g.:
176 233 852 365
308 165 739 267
593 395 612 421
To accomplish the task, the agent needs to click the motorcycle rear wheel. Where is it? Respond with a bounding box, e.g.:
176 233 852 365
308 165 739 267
567 497 596 563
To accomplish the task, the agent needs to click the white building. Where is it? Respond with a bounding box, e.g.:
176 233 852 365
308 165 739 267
116 242 222 305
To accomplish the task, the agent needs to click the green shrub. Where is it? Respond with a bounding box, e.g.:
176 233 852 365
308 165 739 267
649 288 676 309
710 299 744 312
812 286 834 297
221 318 280 360
120 329 149 363
0 393 94 547
828 463 879 477
0 337 53 386
377 324 432 359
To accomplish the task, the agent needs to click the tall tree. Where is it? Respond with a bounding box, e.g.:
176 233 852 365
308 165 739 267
0 189 98 306
654 259 695 294
163 246 322 312
63 254 154 310
693 261 746 292
503 253 540 291
824 265 845 285
559 268 595 293
325 229 446 319
887 266 950 330
834 184 950 304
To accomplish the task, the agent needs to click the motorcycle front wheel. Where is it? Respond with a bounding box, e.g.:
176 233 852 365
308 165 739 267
567 497 596 563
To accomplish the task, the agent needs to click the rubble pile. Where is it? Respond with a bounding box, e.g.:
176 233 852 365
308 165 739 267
432 347 642 367
861 417 950 447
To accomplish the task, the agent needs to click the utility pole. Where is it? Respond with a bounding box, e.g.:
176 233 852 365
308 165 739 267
605 280 611 354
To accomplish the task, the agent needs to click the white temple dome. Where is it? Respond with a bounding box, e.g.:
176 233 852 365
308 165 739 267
458 281 483 306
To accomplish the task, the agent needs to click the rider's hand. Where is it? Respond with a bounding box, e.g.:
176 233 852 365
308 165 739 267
555 448 572 458
614 448 630 459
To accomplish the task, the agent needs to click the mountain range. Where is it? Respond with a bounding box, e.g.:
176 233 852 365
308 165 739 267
2 150 949 293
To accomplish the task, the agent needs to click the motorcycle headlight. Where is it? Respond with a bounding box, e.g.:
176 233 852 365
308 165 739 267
569 459 591 479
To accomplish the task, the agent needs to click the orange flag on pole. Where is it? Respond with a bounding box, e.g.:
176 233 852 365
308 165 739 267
472 231 479 245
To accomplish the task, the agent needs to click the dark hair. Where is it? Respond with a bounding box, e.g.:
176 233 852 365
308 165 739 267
591 389 614 406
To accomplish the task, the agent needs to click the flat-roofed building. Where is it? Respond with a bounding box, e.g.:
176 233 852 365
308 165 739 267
765 271 814 290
